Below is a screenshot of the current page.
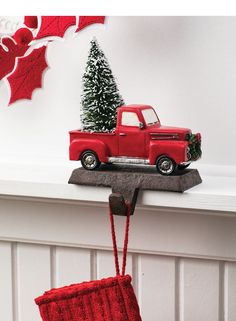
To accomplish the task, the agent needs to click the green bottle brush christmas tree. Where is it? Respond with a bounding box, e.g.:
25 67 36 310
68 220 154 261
81 38 124 132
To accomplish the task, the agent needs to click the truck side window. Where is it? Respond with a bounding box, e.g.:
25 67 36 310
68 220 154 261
121 112 140 127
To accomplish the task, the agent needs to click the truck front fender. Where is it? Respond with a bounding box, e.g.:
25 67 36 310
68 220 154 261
69 139 109 163
149 140 189 165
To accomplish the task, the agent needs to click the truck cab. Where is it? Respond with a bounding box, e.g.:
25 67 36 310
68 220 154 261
69 105 201 175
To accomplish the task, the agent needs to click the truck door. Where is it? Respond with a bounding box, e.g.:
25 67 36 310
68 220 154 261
118 111 146 158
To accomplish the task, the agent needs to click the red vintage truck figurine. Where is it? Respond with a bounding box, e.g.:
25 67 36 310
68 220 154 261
69 105 201 175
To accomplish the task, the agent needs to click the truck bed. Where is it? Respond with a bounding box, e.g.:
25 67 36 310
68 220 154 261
69 130 118 157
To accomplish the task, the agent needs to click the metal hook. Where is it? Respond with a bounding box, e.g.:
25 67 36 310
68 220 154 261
109 186 139 216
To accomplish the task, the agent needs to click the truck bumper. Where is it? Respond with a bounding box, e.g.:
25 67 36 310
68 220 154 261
179 161 191 166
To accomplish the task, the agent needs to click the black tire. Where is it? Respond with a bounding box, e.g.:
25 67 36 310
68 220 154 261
178 163 190 170
81 151 101 170
156 156 176 175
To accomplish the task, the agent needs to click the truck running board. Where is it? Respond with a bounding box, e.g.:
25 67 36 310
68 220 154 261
108 157 150 165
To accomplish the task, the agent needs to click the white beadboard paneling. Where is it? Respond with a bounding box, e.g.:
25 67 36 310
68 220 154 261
2 241 236 320
97 250 132 279
55 246 91 287
225 262 236 321
180 259 220 321
0 242 13 321
1 188 236 321
17 243 51 321
139 254 176 321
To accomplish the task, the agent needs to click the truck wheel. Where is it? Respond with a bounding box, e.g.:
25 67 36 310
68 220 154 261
156 156 176 175
178 163 190 170
81 151 101 170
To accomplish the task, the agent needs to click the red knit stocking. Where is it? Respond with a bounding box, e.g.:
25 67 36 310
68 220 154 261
35 202 142 321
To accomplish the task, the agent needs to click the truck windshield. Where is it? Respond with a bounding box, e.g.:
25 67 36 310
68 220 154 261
142 108 159 126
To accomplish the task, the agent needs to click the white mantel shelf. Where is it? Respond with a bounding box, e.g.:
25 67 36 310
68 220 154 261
0 161 236 215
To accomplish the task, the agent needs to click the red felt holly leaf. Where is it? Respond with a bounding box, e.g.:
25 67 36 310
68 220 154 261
76 16 105 32
7 46 48 105
35 16 76 39
24 16 38 29
0 37 28 80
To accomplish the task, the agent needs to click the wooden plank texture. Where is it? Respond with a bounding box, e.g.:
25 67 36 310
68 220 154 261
1 241 236 321
139 254 176 321
0 242 13 321
17 243 51 321
225 262 236 321
97 250 132 279
55 246 91 287
180 259 220 321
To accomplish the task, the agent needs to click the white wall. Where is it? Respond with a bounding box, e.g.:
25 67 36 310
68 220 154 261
0 17 236 166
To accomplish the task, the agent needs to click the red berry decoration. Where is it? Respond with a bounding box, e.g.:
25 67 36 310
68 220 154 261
14 28 33 46
24 16 38 29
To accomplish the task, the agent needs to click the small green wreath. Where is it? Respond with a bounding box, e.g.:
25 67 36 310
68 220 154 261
188 133 202 161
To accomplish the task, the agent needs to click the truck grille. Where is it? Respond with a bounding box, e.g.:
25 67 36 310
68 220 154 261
150 133 179 140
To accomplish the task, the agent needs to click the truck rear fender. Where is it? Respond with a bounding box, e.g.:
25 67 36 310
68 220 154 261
69 139 109 162
149 140 189 165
